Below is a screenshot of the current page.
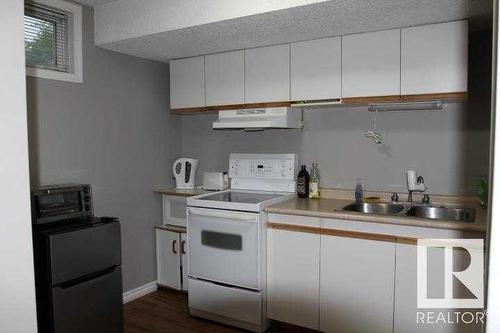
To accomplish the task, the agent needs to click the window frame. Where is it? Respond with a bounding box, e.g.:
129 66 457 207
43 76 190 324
25 0 82 83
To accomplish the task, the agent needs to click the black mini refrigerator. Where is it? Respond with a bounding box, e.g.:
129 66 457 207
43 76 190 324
33 217 123 333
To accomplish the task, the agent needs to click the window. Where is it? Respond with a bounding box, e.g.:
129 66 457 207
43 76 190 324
24 0 82 83
25 3 69 72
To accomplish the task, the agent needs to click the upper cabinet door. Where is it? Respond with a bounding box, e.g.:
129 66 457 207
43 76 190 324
291 37 341 100
170 56 205 109
245 44 290 103
342 29 400 98
401 20 468 95
205 50 245 106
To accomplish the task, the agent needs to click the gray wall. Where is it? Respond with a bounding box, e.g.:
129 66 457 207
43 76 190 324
182 32 492 196
27 6 181 292
182 104 489 195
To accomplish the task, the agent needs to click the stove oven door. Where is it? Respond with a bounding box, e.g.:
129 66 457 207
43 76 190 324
187 207 260 290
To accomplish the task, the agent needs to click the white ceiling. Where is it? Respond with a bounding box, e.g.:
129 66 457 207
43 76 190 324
94 0 493 63
75 0 117 7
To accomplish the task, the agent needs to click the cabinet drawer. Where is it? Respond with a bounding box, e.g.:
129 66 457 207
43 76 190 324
267 213 320 228
188 278 262 325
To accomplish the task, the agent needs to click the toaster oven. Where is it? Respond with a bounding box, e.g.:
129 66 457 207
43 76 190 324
32 184 93 224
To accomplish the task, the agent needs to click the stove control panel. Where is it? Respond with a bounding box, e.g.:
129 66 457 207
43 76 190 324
229 154 297 180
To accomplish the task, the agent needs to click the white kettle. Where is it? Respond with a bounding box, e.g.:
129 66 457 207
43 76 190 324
173 158 199 189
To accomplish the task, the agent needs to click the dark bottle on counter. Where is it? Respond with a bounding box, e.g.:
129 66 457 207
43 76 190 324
297 165 310 198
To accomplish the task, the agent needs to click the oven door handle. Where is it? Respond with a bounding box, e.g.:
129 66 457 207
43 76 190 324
187 209 258 222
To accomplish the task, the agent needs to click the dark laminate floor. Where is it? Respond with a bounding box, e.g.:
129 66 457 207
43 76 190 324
124 289 315 333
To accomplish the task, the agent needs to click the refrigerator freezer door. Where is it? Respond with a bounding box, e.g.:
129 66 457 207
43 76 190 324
51 266 123 333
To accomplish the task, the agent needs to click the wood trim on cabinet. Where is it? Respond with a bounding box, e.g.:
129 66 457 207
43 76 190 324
206 101 292 111
341 95 401 105
396 236 418 245
400 92 467 102
267 222 419 244
341 92 467 106
154 224 186 233
170 101 291 114
170 107 218 114
171 92 467 114
320 228 397 243
267 222 321 235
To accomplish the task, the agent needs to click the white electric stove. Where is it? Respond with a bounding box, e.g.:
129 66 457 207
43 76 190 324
187 189 293 212
186 153 297 332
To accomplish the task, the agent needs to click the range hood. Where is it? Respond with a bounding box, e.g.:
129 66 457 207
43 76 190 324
212 107 302 130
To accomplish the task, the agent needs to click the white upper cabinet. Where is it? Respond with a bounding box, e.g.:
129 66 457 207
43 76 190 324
170 56 205 109
290 37 341 100
169 20 468 110
245 44 290 103
342 29 401 97
401 20 468 95
205 50 245 106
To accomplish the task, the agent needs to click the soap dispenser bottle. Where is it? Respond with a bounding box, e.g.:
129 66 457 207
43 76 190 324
355 178 364 202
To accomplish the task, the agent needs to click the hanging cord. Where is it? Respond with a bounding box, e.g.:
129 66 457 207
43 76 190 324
363 109 383 144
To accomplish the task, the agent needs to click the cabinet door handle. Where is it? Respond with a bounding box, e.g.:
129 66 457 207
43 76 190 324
181 240 186 254
172 240 178 254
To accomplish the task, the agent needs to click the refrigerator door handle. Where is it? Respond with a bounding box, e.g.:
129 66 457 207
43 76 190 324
57 266 118 289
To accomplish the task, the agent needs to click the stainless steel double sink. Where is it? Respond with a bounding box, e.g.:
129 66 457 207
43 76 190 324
341 202 476 223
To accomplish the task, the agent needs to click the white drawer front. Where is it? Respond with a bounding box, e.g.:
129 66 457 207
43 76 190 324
268 213 320 227
188 278 262 325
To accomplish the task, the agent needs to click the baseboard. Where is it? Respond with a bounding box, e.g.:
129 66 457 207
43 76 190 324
123 281 157 304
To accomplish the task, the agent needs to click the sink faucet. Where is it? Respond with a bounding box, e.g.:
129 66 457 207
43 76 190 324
407 169 426 202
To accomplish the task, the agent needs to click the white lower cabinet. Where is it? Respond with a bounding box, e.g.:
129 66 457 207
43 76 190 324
394 243 482 333
266 228 320 330
266 215 484 333
156 228 188 290
320 234 396 333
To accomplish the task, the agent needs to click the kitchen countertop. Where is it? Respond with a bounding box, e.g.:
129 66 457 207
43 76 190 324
265 197 487 233
154 224 186 233
154 187 205 197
